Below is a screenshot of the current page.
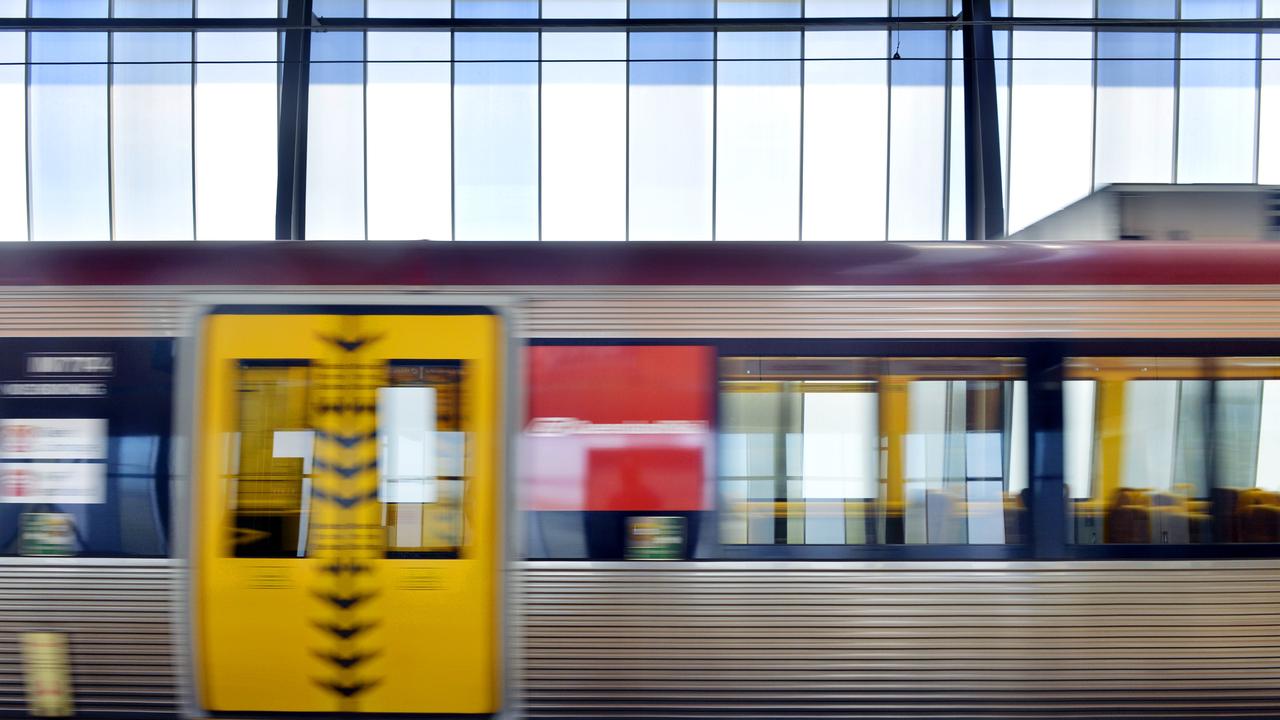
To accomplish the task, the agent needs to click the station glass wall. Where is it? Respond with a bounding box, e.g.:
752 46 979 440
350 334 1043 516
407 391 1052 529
0 0 1277 240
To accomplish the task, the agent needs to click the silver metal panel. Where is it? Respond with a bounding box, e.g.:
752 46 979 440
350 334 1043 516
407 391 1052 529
516 560 1280 719
0 291 187 337
0 560 179 718
5 285 1280 339
3 559 1280 717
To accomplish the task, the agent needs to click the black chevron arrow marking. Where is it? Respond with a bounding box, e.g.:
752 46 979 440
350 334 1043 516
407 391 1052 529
313 649 380 670
314 677 380 698
318 334 384 353
314 430 377 448
311 488 379 509
314 590 378 611
318 560 371 575
313 459 378 479
313 619 378 641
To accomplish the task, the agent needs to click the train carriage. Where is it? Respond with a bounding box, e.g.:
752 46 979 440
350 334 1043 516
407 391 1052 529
2 240 1280 719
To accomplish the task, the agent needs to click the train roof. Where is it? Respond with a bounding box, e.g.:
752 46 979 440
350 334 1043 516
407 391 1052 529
1 241 1279 287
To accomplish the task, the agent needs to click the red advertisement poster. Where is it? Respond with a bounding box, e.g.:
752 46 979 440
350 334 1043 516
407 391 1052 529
523 346 714 512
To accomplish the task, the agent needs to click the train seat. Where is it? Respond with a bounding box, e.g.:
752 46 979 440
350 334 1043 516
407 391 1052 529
1243 503 1280 542
1105 490 1152 544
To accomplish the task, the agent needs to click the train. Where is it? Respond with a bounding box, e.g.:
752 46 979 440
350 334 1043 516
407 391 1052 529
2 240 1280 719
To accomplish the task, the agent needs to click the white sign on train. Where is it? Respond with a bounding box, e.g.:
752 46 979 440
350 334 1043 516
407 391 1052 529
0 463 106 505
26 354 114 376
0 419 108 460
0 383 108 397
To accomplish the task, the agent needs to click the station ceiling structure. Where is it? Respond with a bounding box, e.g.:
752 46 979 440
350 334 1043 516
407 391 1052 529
0 0 1277 242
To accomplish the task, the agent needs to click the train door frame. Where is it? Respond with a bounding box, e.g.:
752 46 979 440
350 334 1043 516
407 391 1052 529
171 293 522 720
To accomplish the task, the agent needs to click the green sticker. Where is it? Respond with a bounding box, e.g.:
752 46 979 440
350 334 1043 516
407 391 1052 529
20 513 75 557
625 516 685 561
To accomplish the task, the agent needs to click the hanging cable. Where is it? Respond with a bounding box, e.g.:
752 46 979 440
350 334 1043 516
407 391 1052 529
892 0 902 59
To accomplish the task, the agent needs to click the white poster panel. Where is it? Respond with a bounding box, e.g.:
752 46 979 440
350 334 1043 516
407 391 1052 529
377 387 439 504
1 463 106 504
0 419 108 460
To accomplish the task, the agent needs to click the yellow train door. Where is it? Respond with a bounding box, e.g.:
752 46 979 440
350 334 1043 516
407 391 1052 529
188 304 506 716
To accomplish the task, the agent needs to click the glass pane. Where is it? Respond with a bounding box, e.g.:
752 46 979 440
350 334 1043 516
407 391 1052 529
1063 380 1096 501
112 33 195 241
1008 29 1093 232
887 32 945 240
1261 4 1280 183
1094 3 1175 185
805 0 884 16
945 29 965 240
32 0 106 17
30 33 110 241
1216 380 1262 490
718 357 1026 547
523 346 715 560
803 32 887 240
629 0 713 241
719 0 799 16
1178 33 1257 183
380 362 466 558
367 34 452 240
1254 380 1280 492
541 41 627 241
715 58 801 240
1100 0 1174 15
544 0 625 16
630 59 713 240
1261 44 1280 183
1181 0 1256 18
198 0 277 16
715 28 801 241
314 0 362 15
306 32 365 240
1063 357 1280 545
454 43 539 241
0 341 173 557
369 0 450 16
194 29 277 240
115 0 191 16
456 0 538 17
0 31 26 241
631 0 713 16
231 363 312 558
1095 58 1175 185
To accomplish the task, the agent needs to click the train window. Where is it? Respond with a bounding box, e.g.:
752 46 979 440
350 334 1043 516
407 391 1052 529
522 345 715 560
719 357 1028 546
1066 357 1280 544
0 339 173 558
230 362 312 557
379 361 466 559
227 360 468 558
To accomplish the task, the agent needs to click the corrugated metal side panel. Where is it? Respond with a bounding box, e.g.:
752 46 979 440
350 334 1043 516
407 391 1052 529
519 561 1280 719
4 286 1280 339
0 561 179 718
2 560 1280 718
519 289 1280 338
0 293 187 337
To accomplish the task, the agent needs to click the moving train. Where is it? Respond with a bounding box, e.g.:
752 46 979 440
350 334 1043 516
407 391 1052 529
2 240 1280 719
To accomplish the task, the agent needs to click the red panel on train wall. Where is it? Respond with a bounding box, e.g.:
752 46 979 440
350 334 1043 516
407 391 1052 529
523 346 715 512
